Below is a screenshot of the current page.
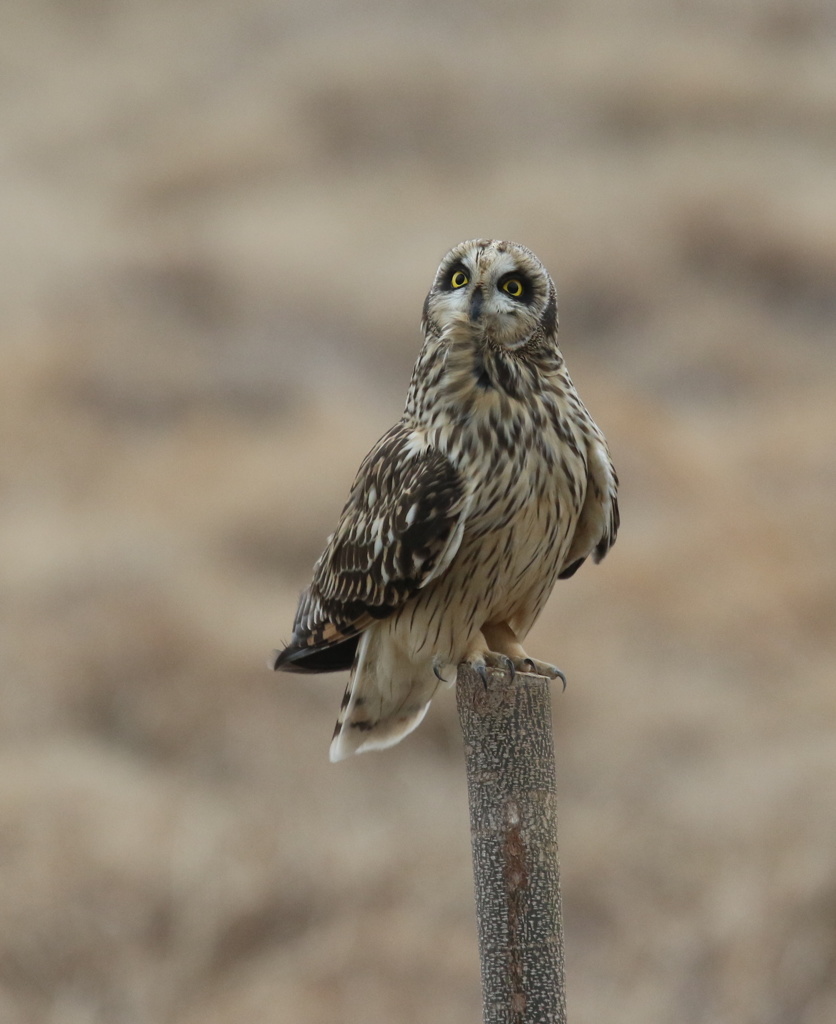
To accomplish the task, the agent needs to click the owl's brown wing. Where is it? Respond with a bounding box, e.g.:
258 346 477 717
272 421 468 673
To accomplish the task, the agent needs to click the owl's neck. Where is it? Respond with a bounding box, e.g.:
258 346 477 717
403 331 564 429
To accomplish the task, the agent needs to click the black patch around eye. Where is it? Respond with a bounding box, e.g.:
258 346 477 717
498 272 532 302
442 263 469 290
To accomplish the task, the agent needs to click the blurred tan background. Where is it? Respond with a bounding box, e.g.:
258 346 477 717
2 1 835 1022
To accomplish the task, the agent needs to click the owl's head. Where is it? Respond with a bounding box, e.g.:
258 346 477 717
422 239 558 352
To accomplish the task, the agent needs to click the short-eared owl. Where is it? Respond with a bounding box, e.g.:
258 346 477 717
272 240 619 761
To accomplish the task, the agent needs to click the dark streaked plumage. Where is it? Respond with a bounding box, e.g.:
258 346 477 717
272 239 619 761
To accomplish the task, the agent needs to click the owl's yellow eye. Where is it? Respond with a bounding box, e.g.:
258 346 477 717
502 278 524 298
450 270 469 289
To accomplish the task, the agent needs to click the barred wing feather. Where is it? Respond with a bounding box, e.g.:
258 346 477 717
272 422 467 672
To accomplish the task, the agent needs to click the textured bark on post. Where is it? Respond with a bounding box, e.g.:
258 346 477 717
456 664 567 1024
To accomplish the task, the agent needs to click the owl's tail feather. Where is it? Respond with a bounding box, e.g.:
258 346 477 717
328 627 445 762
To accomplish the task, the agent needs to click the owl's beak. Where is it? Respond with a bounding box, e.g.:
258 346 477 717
468 285 483 322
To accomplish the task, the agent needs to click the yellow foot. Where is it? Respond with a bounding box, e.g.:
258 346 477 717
476 621 568 690
461 649 567 691
476 650 519 682
515 656 567 690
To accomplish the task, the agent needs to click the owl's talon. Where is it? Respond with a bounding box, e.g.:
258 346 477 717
519 657 567 690
462 657 491 689
433 663 448 683
470 651 518 684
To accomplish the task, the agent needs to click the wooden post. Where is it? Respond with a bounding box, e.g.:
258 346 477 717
456 664 567 1024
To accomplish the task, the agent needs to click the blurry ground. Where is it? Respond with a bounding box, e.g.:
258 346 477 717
2 1 836 1022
